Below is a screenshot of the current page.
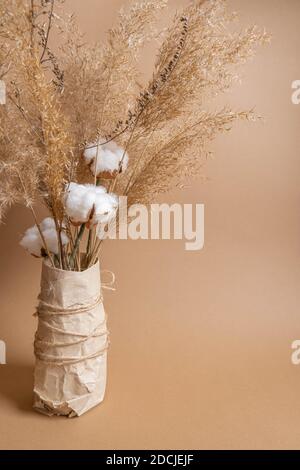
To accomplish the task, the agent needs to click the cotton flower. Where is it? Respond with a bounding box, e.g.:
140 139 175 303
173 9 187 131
40 217 56 231
83 139 129 179
20 218 69 257
44 228 69 255
64 182 118 226
20 227 42 257
64 182 107 225
92 193 118 225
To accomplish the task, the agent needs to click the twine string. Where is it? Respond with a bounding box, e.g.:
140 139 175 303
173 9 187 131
101 270 116 291
34 293 109 366
35 294 103 317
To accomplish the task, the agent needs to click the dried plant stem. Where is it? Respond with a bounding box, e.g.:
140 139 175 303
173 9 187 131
83 126 128 151
29 0 35 52
93 67 115 184
89 237 103 268
77 244 81 271
98 69 113 130
86 228 93 263
71 226 80 271
16 171 54 267
130 116 221 190
109 121 138 194
88 215 116 267
66 220 75 249
109 19 189 193
93 139 100 186
88 237 98 267
124 128 157 195
7 93 44 145
88 224 105 266
89 15 189 153
65 224 78 270
87 179 104 260
64 248 70 270
54 226 62 268
90 227 99 264
70 223 85 267
40 0 55 63
53 216 66 270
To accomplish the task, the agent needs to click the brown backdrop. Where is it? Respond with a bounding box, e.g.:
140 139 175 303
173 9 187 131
0 0 300 450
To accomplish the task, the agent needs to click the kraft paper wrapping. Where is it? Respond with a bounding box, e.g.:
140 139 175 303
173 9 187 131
33 260 109 417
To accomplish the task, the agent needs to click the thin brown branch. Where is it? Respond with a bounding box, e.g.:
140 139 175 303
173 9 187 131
7 92 44 145
17 172 55 268
40 0 55 63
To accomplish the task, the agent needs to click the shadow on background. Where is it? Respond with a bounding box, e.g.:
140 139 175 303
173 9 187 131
0 364 34 413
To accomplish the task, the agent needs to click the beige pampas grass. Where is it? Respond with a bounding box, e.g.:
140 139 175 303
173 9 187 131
0 0 269 270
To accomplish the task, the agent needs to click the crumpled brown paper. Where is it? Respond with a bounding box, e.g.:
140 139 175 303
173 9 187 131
33 260 108 417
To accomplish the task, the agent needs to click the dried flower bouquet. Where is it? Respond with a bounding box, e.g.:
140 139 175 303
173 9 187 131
0 0 268 416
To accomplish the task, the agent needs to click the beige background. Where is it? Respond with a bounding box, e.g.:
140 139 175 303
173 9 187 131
1 0 300 450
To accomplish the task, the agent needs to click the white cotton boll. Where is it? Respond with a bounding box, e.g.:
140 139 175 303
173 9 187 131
40 217 56 231
60 231 69 246
84 184 107 195
43 228 69 255
83 140 129 176
64 183 92 224
20 220 69 257
43 229 59 255
24 225 40 237
20 228 43 257
92 193 119 225
68 182 81 192
64 182 108 224
83 147 96 164
41 217 66 230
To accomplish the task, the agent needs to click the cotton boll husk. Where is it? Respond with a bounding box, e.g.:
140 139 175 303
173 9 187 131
83 140 129 177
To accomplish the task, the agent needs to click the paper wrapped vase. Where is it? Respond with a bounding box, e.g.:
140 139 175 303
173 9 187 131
33 260 109 417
